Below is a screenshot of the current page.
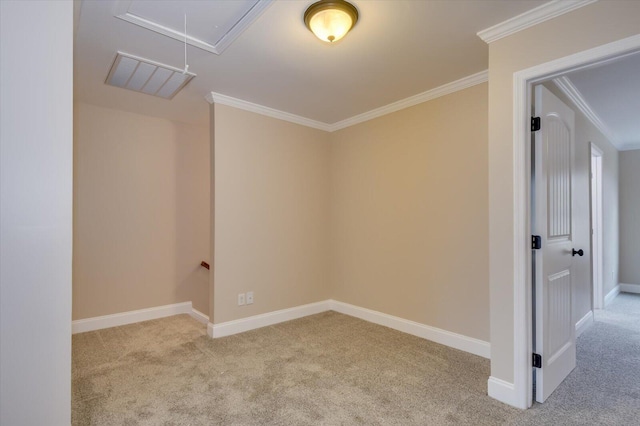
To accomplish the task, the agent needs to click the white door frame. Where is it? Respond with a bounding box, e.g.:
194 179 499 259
510 34 640 409
590 144 604 310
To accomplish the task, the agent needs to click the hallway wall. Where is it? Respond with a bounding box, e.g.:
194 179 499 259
1 1 72 423
619 149 640 289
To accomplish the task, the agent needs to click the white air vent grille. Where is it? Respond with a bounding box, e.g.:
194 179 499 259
105 52 196 99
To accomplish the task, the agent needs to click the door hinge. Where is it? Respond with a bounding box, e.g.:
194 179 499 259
531 116 541 132
532 235 542 250
533 353 542 368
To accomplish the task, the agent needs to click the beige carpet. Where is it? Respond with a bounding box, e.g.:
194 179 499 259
73 311 517 425
510 292 640 425
73 296 640 425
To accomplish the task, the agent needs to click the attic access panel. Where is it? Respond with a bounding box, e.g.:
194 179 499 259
114 0 274 55
105 52 196 99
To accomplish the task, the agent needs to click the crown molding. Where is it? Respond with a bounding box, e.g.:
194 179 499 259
329 70 488 131
205 70 488 133
477 0 598 44
617 142 640 152
206 92 333 131
552 76 622 150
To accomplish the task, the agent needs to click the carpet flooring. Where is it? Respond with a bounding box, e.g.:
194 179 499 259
72 293 640 425
510 292 640 425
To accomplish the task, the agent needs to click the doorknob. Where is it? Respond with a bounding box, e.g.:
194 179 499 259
572 249 584 257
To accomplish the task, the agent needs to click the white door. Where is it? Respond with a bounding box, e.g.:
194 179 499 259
533 85 577 403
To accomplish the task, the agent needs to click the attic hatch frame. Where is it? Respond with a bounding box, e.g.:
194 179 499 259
112 0 274 55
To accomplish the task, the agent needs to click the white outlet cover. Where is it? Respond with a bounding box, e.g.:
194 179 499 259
238 293 245 306
246 291 254 305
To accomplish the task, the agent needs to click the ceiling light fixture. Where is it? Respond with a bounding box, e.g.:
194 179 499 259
304 0 359 43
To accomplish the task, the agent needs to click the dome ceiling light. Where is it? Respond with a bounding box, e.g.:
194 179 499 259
304 0 359 43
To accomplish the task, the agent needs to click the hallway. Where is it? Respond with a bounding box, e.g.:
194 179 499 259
512 293 640 425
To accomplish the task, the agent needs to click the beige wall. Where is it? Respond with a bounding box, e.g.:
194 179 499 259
545 83 620 320
213 104 330 323
488 1 640 383
175 121 211 314
620 149 640 287
330 84 489 341
72 1 640 391
212 85 490 343
73 103 210 319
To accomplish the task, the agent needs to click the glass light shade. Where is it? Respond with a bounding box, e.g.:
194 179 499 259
304 1 359 43
309 9 352 42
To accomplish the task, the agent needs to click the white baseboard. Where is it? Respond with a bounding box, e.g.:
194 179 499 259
575 310 594 338
208 301 331 338
190 308 210 325
75 298 490 361
620 283 640 294
328 300 490 359
604 285 620 306
487 377 522 409
72 302 193 334
487 311 596 409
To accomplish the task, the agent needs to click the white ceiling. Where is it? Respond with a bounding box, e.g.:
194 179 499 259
74 0 547 126
563 53 640 151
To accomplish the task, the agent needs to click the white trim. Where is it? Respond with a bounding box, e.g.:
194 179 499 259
617 141 640 151
620 283 640 294
113 0 274 55
604 285 620 306
590 143 604 310
488 377 518 407
72 302 193 334
509 33 640 410
553 77 621 150
207 299 489 358
575 310 594 337
329 300 490 358
207 92 333 131
190 308 210 325
208 301 331 338
206 0 274 54
477 0 598 44
511 63 533 410
329 71 488 131
73 298 492 358
205 70 488 133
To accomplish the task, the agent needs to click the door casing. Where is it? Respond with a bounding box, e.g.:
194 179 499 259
508 34 640 410
590 144 604 310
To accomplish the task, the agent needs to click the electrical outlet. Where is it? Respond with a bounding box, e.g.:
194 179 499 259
246 291 254 305
238 293 245 306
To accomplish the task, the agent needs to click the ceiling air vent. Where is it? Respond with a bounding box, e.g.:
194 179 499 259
105 52 196 99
